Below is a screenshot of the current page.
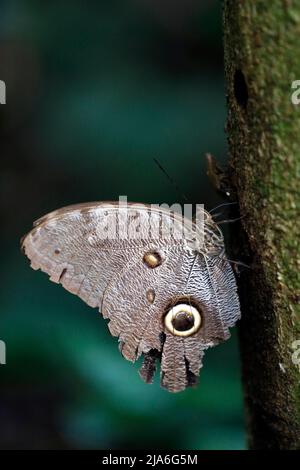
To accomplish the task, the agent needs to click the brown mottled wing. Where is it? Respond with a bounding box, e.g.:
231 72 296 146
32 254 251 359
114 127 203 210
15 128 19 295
158 256 240 391
21 202 240 393
116 250 240 392
22 202 167 309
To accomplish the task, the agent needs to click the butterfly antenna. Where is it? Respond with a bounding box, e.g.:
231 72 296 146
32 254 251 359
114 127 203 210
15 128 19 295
222 257 252 274
209 201 238 214
215 215 245 225
153 158 189 203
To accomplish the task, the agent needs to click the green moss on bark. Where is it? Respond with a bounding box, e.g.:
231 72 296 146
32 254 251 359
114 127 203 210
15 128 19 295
223 0 300 449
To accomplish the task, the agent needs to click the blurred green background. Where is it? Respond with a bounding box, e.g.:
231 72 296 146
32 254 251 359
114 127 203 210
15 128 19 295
0 0 245 449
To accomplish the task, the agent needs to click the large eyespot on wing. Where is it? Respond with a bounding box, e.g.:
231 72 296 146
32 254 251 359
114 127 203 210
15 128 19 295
146 253 240 393
102 245 239 393
101 244 209 391
21 202 240 393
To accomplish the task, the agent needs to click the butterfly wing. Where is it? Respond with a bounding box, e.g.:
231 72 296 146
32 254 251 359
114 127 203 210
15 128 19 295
21 202 161 308
21 202 240 392
102 246 240 392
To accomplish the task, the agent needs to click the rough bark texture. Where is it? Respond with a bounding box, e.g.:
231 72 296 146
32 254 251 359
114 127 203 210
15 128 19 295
223 0 300 449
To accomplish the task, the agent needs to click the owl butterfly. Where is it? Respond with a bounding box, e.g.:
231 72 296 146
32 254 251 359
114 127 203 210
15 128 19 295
21 202 240 392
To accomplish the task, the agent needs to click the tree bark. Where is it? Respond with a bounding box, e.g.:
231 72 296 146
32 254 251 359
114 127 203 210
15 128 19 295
223 0 300 449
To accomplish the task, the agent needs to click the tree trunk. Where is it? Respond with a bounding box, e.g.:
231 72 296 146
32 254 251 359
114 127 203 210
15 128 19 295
223 0 300 449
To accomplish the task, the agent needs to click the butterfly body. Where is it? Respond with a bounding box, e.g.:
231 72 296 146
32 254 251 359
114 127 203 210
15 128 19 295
21 202 240 392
